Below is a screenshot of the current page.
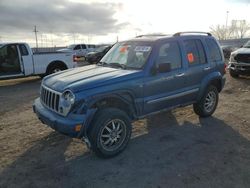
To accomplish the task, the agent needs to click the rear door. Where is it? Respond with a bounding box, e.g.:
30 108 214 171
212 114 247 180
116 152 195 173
182 38 210 101
73 45 82 55
143 40 186 114
81 44 88 56
18 44 33 75
204 38 223 74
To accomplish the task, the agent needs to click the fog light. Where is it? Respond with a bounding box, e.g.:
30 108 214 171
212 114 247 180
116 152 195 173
75 124 82 132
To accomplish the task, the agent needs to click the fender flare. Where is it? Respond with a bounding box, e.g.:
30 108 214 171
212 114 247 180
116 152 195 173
197 72 223 101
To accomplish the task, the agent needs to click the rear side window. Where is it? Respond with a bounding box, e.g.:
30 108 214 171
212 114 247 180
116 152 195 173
88 45 95 48
205 39 222 62
19 44 29 56
156 41 182 70
74 45 81 50
184 39 206 66
81 45 87 49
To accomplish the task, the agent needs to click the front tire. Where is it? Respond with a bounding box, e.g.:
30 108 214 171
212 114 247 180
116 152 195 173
88 108 132 158
229 69 239 78
193 85 219 117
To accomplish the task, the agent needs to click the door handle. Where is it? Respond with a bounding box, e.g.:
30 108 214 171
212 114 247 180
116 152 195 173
175 73 185 77
204 67 211 71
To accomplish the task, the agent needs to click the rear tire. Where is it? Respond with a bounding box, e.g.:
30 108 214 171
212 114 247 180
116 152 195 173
193 85 219 117
88 108 132 158
47 64 66 75
229 69 239 78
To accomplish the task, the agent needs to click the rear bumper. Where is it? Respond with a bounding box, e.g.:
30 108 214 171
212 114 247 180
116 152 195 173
228 62 250 75
222 75 226 90
33 98 86 138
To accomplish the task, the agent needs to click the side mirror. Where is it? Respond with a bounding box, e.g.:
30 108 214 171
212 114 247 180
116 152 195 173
158 63 171 73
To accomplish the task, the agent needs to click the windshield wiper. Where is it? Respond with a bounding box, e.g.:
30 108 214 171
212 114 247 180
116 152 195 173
108 62 127 69
97 61 108 66
98 62 127 69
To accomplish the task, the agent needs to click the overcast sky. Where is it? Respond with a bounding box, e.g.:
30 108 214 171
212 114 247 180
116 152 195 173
0 0 250 47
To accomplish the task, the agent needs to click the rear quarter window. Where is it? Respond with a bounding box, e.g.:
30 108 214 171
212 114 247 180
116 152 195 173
205 39 222 62
19 44 29 56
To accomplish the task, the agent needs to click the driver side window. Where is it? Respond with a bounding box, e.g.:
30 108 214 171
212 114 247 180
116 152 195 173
156 41 182 70
74 45 81 50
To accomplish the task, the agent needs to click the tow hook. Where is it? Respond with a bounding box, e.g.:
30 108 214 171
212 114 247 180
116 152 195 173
82 137 91 149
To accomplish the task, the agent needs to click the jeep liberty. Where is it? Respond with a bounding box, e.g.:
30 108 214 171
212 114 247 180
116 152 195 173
33 32 226 158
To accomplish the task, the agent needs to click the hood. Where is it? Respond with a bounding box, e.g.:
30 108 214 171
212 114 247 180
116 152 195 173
57 48 72 52
43 65 142 93
232 47 250 55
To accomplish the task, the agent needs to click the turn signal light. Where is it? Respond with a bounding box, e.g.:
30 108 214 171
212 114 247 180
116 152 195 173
75 124 82 132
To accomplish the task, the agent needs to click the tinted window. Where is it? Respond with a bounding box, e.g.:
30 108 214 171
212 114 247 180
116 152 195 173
81 45 87 49
156 41 182 70
19 44 29 56
184 39 206 66
88 45 95 48
74 45 81 50
205 39 222 62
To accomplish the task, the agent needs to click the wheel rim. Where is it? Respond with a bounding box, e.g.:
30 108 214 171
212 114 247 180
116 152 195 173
204 91 216 113
100 119 127 152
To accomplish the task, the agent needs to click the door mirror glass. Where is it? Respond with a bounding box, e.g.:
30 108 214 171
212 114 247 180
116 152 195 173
158 63 171 73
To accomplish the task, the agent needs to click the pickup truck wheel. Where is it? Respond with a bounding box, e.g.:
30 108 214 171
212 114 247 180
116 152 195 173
193 85 218 117
89 108 132 158
47 64 66 75
229 69 239 78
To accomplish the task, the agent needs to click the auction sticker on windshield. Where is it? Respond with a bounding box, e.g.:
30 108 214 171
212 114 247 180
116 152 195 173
134 46 151 52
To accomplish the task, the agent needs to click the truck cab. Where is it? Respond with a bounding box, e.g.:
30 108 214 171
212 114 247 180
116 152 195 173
0 42 77 80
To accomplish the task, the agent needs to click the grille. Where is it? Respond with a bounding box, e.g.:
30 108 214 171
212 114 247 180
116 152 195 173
40 86 60 113
235 54 250 64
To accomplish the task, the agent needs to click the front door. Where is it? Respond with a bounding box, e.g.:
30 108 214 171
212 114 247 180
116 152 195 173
143 40 186 114
0 44 23 78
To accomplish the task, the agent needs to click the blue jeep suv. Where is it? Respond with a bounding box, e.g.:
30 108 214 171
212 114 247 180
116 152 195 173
33 32 226 158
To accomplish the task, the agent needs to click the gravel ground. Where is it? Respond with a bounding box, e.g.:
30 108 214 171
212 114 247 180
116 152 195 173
0 73 249 188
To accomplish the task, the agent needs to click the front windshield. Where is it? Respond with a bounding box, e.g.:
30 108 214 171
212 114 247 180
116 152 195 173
67 44 76 49
100 41 152 69
243 41 250 48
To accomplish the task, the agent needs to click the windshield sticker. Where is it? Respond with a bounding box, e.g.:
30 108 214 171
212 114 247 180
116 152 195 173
119 46 129 53
134 46 151 52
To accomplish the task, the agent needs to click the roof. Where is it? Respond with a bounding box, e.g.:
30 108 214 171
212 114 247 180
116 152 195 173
129 31 213 42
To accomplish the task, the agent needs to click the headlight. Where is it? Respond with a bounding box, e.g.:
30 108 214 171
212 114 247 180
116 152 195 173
62 90 75 103
61 90 75 108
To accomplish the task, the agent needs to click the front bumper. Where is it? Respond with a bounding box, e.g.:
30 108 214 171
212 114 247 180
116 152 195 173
33 98 87 138
228 62 250 75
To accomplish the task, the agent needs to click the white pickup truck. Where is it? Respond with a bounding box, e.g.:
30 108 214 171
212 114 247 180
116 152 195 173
57 44 96 57
0 43 78 79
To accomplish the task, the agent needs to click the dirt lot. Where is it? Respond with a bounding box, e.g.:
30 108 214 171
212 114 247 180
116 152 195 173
0 73 250 188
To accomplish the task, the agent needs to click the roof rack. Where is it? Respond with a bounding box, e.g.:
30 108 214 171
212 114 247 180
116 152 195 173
173 31 212 37
136 34 169 38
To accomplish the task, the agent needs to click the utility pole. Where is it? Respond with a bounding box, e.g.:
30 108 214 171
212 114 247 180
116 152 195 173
226 11 229 28
50 30 54 47
33 25 39 50
40 34 43 48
